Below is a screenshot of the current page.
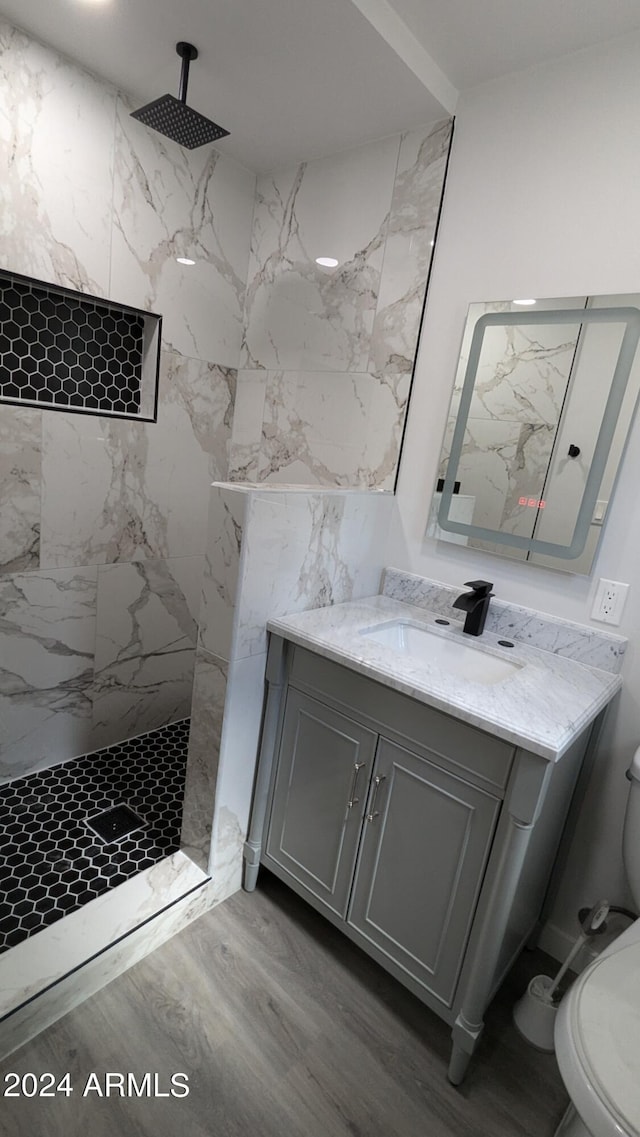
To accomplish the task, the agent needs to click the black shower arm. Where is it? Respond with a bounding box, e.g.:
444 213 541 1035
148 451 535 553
177 42 198 104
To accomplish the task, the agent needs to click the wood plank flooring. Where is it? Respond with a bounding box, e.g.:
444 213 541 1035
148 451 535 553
0 871 568 1137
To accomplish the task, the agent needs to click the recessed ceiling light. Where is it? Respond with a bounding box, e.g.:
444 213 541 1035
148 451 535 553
176 257 196 266
315 257 339 268
513 298 536 305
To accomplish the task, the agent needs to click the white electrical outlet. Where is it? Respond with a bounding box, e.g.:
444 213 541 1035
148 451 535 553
591 578 629 625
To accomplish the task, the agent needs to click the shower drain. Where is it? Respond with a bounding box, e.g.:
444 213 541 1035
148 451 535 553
0 719 188 953
86 804 146 843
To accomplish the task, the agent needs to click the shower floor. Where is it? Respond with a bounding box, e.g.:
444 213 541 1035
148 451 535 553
0 720 190 955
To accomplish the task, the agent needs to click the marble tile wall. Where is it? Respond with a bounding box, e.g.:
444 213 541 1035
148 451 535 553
229 119 453 490
182 483 395 882
0 24 115 295
0 22 450 786
0 19 256 782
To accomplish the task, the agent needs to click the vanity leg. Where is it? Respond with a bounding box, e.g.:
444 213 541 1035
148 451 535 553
447 1033 475 1085
243 857 260 893
243 636 287 892
448 750 553 1083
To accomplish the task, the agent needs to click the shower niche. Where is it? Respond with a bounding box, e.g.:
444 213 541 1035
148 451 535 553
0 269 161 421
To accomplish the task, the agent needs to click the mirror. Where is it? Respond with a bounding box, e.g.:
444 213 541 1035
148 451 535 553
428 294 640 573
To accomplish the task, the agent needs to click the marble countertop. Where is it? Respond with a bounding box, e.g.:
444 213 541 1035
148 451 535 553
267 595 622 761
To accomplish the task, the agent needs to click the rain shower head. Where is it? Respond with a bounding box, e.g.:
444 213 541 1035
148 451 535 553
131 42 229 149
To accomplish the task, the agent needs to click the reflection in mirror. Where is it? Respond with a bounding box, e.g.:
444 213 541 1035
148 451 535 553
429 296 640 574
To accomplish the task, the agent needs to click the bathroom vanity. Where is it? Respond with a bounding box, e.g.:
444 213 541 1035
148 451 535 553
243 592 623 1084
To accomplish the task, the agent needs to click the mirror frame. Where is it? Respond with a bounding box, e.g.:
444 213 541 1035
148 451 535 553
437 305 640 559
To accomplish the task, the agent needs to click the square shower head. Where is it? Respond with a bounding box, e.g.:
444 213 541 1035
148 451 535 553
131 94 230 150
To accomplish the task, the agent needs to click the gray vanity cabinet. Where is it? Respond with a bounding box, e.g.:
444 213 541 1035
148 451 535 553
244 634 600 1085
265 688 377 919
265 690 500 1005
347 736 500 1006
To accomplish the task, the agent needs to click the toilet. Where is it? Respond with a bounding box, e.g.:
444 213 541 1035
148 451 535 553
553 748 640 1137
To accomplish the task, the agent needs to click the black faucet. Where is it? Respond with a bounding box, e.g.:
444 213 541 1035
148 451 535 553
452 580 494 636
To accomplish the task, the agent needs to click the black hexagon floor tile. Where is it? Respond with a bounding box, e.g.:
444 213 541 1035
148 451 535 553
0 719 189 954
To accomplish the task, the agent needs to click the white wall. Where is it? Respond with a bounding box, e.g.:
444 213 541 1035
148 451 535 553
394 32 640 952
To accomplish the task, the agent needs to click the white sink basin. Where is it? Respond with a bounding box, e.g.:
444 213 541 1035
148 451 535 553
359 619 522 686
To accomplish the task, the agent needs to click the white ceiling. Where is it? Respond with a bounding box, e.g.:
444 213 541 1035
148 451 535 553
2 0 640 172
388 0 640 89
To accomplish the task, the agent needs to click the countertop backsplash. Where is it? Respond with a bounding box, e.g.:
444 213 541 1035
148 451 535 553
381 567 627 675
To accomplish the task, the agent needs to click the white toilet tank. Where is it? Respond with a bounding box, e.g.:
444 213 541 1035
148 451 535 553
623 746 640 909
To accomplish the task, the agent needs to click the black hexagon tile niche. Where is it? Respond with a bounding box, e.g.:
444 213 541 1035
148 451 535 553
0 720 189 954
0 269 161 421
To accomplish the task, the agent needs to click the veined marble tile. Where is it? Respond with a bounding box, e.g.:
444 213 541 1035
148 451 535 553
198 486 248 661
231 487 393 659
0 852 211 1059
153 350 236 555
161 349 236 480
241 136 399 371
358 372 412 490
90 557 200 750
0 21 114 294
381 568 626 673
369 119 452 378
209 804 245 902
256 370 366 486
40 352 233 569
180 647 228 872
208 652 268 897
111 94 254 366
332 491 395 597
228 369 267 482
0 405 41 573
254 369 408 488
0 568 97 782
41 412 167 568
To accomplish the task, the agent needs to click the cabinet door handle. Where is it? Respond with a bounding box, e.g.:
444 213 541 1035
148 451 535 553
347 762 366 808
367 775 386 822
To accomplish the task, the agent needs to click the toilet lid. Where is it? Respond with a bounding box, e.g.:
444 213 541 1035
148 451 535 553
571 941 640 1137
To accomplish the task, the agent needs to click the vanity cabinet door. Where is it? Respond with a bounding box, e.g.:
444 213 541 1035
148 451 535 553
347 737 500 1007
265 689 378 919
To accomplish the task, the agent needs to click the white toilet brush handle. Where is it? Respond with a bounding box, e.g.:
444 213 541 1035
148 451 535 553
546 899 610 1001
546 934 587 1000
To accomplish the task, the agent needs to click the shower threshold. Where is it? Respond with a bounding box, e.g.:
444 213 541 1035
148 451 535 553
0 850 211 1061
